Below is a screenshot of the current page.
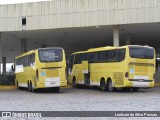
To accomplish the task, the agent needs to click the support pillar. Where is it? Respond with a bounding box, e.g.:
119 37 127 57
113 25 120 47
21 39 26 53
2 57 6 75
0 33 2 74
126 33 131 45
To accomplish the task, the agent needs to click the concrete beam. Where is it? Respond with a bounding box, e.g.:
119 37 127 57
113 25 119 47
0 1 160 32
2 57 6 75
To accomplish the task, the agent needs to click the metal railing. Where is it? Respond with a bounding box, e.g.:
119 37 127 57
0 74 15 85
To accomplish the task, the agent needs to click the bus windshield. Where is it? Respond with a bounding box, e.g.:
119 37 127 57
38 48 63 62
129 46 154 59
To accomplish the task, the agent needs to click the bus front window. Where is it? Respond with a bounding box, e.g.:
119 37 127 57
38 48 63 62
129 47 154 59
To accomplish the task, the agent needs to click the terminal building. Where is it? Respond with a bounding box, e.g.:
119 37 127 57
0 0 160 74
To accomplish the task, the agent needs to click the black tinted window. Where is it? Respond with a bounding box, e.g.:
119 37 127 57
74 54 81 64
74 53 88 64
129 47 154 59
115 49 126 61
73 49 126 64
105 50 115 61
99 51 106 62
98 49 125 62
16 53 35 67
29 54 35 66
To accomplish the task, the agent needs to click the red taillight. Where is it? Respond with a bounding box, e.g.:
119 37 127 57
36 69 39 80
125 72 129 78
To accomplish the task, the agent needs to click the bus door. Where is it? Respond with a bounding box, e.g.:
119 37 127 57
82 61 90 85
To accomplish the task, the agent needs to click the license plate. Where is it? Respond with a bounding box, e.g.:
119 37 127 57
50 82 55 84
139 79 144 82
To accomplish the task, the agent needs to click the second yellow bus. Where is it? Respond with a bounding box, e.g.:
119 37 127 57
68 45 155 92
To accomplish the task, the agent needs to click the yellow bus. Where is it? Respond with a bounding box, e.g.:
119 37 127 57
68 45 155 92
15 47 67 92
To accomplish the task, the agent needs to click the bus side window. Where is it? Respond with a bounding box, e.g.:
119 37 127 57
90 52 98 63
74 54 81 64
31 54 35 65
81 54 86 62
99 51 106 62
88 53 93 63
105 50 114 62
74 54 78 64
115 49 126 62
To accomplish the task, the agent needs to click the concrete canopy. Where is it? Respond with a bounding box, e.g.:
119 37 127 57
1 23 160 63
1 0 160 63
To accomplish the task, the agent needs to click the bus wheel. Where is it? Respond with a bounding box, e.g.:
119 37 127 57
16 81 20 89
28 82 31 92
100 79 107 91
72 77 77 88
30 82 35 92
16 81 18 87
107 80 115 92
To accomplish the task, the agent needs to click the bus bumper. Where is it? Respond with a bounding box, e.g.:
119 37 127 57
124 80 154 88
36 80 67 89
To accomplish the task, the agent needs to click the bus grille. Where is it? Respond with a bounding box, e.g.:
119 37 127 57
113 72 123 85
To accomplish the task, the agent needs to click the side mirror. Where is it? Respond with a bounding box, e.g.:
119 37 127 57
11 64 15 72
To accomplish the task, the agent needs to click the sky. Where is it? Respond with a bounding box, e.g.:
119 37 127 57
0 0 49 4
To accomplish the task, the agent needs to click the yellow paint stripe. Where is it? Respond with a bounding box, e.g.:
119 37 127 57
0 85 17 90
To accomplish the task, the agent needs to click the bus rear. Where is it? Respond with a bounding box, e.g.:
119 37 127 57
125 46 155 90
35 47 67 91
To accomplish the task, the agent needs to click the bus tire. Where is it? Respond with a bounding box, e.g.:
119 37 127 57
16 81 21 89
28 81 31 92
30 82 35 92
100 78 107 91
72 77 78 88
16 81 18 87
107 79 115 92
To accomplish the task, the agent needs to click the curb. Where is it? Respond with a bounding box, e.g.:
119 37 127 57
0 85 17 90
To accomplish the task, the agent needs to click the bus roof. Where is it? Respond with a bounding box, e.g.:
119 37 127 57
15 47 64 59
72 46 116 54
88 46 116 51
16 50 36 59
72 45 154 55
125 45 154 49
